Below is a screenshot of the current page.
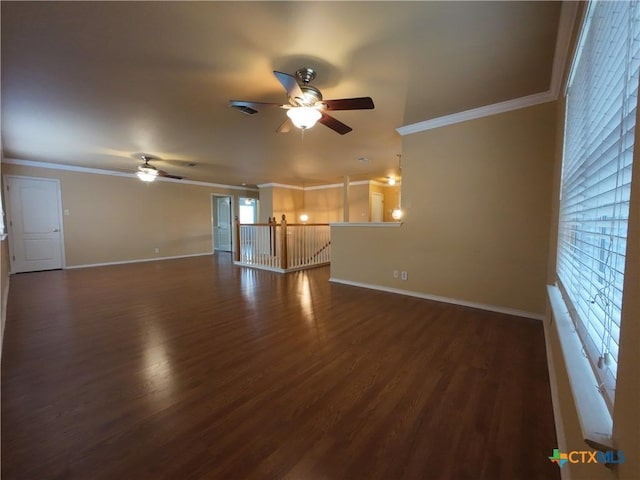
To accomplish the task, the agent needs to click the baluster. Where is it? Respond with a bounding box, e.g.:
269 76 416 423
234 216 240 262
252 225 257 265
280 215 288 270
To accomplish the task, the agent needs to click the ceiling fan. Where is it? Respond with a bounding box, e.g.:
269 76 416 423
136 155 183 182
229 67 375 135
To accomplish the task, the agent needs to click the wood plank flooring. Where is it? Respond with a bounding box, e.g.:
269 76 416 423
1 254 559 480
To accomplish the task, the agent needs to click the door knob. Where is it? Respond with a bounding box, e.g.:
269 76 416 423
53 228 60 232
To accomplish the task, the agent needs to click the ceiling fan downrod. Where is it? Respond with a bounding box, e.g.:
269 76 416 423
295 67 316 85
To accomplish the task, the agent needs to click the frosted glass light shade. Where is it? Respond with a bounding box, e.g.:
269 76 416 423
137 167 158 182
287 107 322 129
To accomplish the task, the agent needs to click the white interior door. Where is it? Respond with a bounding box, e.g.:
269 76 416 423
372 192 384 222
214 196 232 251
6 176 64 273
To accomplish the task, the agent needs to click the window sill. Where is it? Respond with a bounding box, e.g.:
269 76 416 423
547 284 613 451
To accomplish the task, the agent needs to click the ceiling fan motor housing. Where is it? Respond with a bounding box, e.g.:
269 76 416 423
295 85 323 107
290 67 323 106
229 66 373 135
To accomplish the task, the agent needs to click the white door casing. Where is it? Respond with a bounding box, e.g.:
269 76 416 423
213 195 232 251
371 192 384 222
5 176 64 273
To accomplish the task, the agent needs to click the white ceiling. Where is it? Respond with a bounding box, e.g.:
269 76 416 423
1 1 562 187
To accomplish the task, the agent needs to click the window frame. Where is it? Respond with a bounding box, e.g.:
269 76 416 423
555 0 638 414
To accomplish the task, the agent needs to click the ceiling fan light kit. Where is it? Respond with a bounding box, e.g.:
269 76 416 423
230 67 374 135
136 155 183 183
286 107 322 129
137 167 158 183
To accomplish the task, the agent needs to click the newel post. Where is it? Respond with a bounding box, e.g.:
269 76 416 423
269 217 277 256
280 214 288 270
234 216 240 262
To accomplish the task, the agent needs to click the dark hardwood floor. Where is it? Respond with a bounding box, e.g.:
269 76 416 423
1 253 559 480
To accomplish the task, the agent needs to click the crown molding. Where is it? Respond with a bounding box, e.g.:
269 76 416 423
257 182 304 190
397 2 578 136
259 180 394 191
3 157 133 177
370 179 401 187
320 180 373 189
1 158 258 191
396 90 556 136
304 183 343 191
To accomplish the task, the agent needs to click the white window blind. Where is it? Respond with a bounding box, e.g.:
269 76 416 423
558 0 639 412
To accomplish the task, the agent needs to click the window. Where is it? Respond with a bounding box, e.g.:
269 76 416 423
239 198 258 224
557 0 639 412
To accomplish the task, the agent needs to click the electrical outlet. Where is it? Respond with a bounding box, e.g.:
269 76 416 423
154 247 159 253
401 271 408 281
393 270 399 278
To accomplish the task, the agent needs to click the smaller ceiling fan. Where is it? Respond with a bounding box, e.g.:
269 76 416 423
136 155 183 182
230 67 374 135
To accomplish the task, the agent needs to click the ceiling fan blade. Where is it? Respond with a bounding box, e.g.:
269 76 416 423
273 71 304 100
230 100 287 116
276 118 293 133
323 97 375 111
229 100 284 108
157 169 183 180
318 113 352 135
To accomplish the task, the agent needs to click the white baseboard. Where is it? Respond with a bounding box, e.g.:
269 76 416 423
328 277 544 321
65 252 213 270
1 274 10 360
233 261 285 274
233 261 330 274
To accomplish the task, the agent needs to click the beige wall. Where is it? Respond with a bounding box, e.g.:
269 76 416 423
304 187 343 223
259 183 400 225
370 183 401 222
331 101 557 315
348 183 370 222
258 186 274 223
271 186 303 223
1 163 258 267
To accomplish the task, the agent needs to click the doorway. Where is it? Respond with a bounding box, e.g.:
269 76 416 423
5 176 65 273
371 192 384 222
212 195 233 252
239 198 258 224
